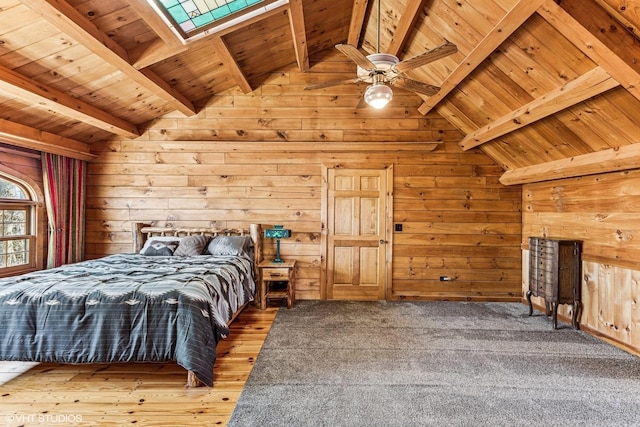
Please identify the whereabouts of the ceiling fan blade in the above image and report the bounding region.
[304,78,362,90]
[335,44,376,71]
[391,77,440,96]
[392,41,458,74]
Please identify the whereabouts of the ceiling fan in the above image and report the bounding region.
[305,0,457,109]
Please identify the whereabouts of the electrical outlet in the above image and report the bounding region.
[395,223,402,232]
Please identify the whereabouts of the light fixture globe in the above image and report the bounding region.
[364,83,393,109]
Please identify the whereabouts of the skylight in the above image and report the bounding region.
[152,0,276,38]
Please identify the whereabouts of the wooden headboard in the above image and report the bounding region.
[132,222,263,266]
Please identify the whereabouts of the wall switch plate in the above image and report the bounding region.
[395,223,402,232]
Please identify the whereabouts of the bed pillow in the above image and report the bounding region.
[174,235,211,257]
[142,239,180,256]
[139,236,182,255]
[206,235,253,258]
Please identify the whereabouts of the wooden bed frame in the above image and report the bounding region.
[132,222,263,387]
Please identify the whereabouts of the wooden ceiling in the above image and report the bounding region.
[1,0,640,185]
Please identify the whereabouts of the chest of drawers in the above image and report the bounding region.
[526,237,582,329]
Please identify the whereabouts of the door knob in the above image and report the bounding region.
[379,239,385,244]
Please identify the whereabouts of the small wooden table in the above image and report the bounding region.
[258,259,296,310]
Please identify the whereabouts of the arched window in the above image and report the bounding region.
[0,174,38,275]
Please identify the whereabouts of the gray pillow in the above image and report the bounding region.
[206,235,252,257]
[142,239,180,256]
[139,236,182,254]
[174,235,211,257]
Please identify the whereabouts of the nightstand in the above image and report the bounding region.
[258,260,296,310]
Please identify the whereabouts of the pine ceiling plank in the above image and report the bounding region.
[418,0,546,115]
[593,0,640,35]
[459,66,619,150]
[0,64,140,138]
[23,0,129,60]
[386,0,429,56]
[532,118,598,157]
[0,117,94,160]
[538,0,640,103]
[347,0,369,46]
[22,0,197,116]
[588,88,640,142]
[562,102,631,148]
[127,0,182,48]
[222,13,295,83]
[288,0,309,72]
[500,142,640,185]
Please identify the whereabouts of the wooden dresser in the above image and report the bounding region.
[527,237,583,329]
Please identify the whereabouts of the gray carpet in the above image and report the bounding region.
[228,301,640,427]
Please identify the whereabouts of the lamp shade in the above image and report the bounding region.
[264,225,291,263]
[364,83,393,109]
[264,225,291,239]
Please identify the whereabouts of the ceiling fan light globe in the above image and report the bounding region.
[365,84,393,109]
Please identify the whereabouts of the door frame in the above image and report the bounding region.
[320,163,394,300]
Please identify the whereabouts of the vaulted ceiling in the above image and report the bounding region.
[1,0,640,185]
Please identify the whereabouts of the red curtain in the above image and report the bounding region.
[42,153,86,268]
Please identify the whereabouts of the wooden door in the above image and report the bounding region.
[326,168,389,300]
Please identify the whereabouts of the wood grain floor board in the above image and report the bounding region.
[0,305,278,427]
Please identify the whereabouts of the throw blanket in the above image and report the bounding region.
[0,254,256,386]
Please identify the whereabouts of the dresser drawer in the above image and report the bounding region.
[262,268,291,280]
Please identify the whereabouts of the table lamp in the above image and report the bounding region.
[264,225,291,263]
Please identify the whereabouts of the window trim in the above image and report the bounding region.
[0,168,44,278]
[150,0,284,40]
[0,201,35,272]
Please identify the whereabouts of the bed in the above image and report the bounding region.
[0,223,263,387]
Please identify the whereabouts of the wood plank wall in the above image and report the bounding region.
[0,145,42,187]
[522,170,640,352]
[84,60,522,301]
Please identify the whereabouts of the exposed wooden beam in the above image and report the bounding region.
[459,66,619,151]
[0,65,140,139]
[154,141,441,152]
[23,0,197,117]
[288,0,309,72]
[0,118,95,161]
[347,0,369,46]
[130,40,189,70]
[127,0,187,69]
[538,0,640,103]
[387,0,429,56]
[500,142,640,185]
[212,37,253,94]
[418,0,546,115]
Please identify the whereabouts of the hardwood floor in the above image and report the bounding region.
[0,305,278,426]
